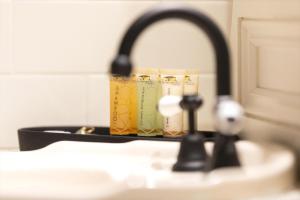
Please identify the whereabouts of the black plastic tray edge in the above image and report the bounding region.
[18,126,216,151]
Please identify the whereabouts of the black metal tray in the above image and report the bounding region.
[18,126,216,151]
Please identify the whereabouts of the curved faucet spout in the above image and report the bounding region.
[110,5,242,171]
[111,5,231,96]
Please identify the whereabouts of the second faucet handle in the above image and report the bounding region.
[158,95,208,172]
[209,97,244,170]
[180,95,203,134]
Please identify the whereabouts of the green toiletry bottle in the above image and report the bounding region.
[136,68,158,136]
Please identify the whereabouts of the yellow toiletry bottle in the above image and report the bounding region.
[110,74,137,135]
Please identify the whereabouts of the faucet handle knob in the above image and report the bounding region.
[158,95,182,117]
[210,97,243,170]
[215,97,244,136]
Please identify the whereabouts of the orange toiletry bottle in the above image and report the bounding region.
[110,75,137,135]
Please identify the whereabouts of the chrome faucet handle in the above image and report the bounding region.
[180,95,203,134]
[174,95,207,171]
[215,96,244,136]
[158,94,208,172]
[209,97,244,169]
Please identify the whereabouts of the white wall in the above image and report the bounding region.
[0,0,231,149]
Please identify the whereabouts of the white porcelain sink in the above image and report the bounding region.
[0,140,295,200]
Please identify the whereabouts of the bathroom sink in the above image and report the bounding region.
[0,140,295,200]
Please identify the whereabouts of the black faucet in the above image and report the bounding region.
[110,5,243,171]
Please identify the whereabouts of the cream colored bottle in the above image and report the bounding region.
[160,69,185,137]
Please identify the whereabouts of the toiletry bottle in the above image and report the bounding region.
[160,69,185,137]
[183,69,200,133]
[136,68,158,136]
[110,74,137,135]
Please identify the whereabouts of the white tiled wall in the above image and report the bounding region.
[0,0,231,149]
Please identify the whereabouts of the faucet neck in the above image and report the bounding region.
[112,5,231,96]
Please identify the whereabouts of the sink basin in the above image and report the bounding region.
[0,140,295,200]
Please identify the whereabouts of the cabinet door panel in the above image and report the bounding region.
[240,20,300,127]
